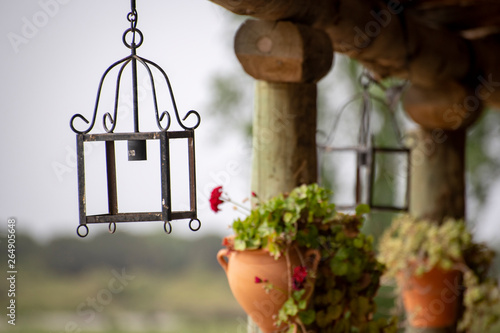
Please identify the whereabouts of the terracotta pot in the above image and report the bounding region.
[217,246,320,333]
[398,267,462,328]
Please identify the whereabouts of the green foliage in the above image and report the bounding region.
[232,184,336,258]
[378,215,500,332]
[228,184,397,332]
[19,233,225,275]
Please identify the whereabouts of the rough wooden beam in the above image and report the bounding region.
[402,81,482,130]
[235,20,333,83]
[208,0,334,26]
[209,0,500,111]
[410,3,500,31]
[471,36,500,109]
[320,0,472,86]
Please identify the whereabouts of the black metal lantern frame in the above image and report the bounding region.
[70,0,201,237]
[318,72,411,212]
[320,143,410,212]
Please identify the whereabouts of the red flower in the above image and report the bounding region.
[222,236,232,247]
[252,191,257,198]
[292,266,308,290]
[255,276,264,284]
[210,186,224,212]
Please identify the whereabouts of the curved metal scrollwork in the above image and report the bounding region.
[69,0,201,135]
[141,58,201,131]
[70,56,132,134]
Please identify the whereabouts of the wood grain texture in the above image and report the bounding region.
[209,0,500,110]
[409,127,466,222]
[251,81,318,201]
[235,20,333,83]
[403,82,483,130]
[208,0,334,25]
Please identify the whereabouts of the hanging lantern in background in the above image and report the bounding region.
[70,0,201,237]
[318,72,411,212]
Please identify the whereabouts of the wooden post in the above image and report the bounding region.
[409,128,466,223]
[251,81,318,200]
[234,19,333,332]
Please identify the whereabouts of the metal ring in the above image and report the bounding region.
[108,222,116,234]
[189,219,201,232]
[122,28,143,49]
[127,11,137,23]
[77,225,89,238]
[164,221,172,234]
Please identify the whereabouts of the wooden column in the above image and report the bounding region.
[234,19,333,332]
[403,83,482,333]
[409,128,466,223]
[251,81,318,200]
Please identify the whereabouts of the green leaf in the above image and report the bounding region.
[327,289,344,305]
[293,289,306,300]
[335,248,350,261]
[283,211,294,223]
[353,237,364,248]
[282,298,299,316]
[299,309,316,325]
[331,259,349,276]
[233,239,246,251]
[349,296,372,318]
[327,304,343,320]
[355,204,370,216]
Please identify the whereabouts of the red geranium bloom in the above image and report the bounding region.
[255,276,268,284]
[292,266,308,290]
[210,186,224,212]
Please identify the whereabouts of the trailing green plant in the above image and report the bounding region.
[378,214,500,332]
[222,183,398,333]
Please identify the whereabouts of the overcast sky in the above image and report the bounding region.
[1,0,499,244]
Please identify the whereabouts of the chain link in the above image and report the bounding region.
[123,0,141,49]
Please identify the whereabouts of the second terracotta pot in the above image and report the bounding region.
[398,267,462,328]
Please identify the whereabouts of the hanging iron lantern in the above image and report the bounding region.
[70,0,201,237]
[318,72,411,212]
